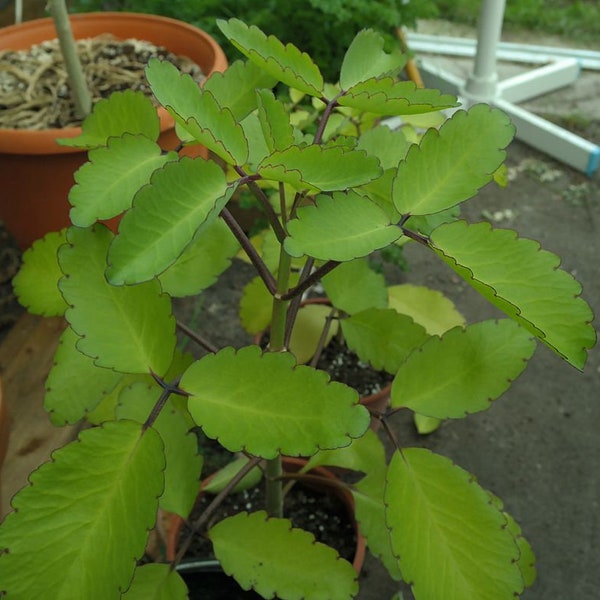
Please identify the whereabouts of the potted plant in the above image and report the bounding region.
[0,1,228,250]
[0,19,596,600]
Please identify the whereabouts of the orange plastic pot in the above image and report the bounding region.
[0,12,228,250]
[166,457,366,574]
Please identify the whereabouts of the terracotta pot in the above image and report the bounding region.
[166,457,366,574]
[0,12,228,250]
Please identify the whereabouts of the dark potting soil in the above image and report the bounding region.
[174,438,358,598]
[179,478,357,564]
[315,336,392,398]
[177,565,264,600]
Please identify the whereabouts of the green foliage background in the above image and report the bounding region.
[69,0,437,80]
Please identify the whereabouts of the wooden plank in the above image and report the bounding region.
[0,313,80,518]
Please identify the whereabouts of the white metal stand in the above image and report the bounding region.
[407,0,599,177]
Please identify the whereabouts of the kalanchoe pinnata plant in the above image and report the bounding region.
[1,19,595,600]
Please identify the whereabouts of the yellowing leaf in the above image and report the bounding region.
[387,284,465,336]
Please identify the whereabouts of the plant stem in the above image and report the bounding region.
[264,246,293,518]
[269,251,292,352]
[280,259,340,301]
[47,0,92,119]
[314,93,343,145]
[284,257,314,347]
[220,207,277,295]
[235,167,287,242]
[309,306,337,368]
[176,320,219,354]
[173,455,263,568]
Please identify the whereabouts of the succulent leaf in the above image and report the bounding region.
[217,18,324,97]
[210,511,358,600]
[0,421,164,600]
[180,345,369,459]
[393,105,515,216]
[385,448,524,600]
[430,221,596,369]
[69,134,177,227]
[58,225,176,375]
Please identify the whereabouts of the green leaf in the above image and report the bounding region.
[340,29,407,89]
[256,88,295,153]
[413,413,442,435]
[146,59,248,165]
[385,448,523,600]
[239,276,274,335]
[0,421,165,600]
[85,373,149,424]
[304,432,404,582]
[284,191,402,261]
[203,59,279,120]
[430,221,596,369]
[45,326,123,425]
[217,18,324,97]
[12,229,68,317]
[341,308,429,374]
[387,284,465,336]
[322,258,388,315]
[106,157,229,285]
[239,112,272,167]
[403,206,461,237]
[356,125,412,170]
[123,564,188,600]
[502,510,537,589]
[180,345,369,459]
[392,320,536,418]
[259,145,382,192]
[339,78,458,115]
[210,511,358,599]
[59,90,160,148]
[116,382,202,518]
[146,59,202,121]
[69,134,177,227]
[177,91,250,165]
[202,455,263,495]
[288,303,339,365]
[58,225,176,375]
[355,472,404,580]
[85,351,193,425]
[158,217,239,297]
[393,105,514,215]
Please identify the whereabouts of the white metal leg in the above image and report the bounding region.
[408,0,600,177]
[406,33,600,71]
[497,59,580,103]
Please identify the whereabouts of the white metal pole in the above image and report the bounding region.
[15,0,23,24]
[463,0,506,100]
